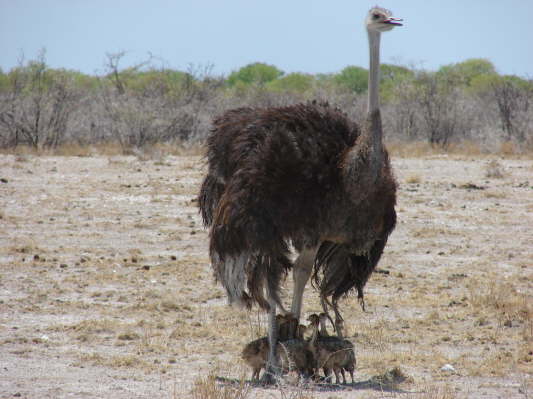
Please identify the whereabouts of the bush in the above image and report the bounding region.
[334,66,368,93]
[267,72,314,93]
[0,51,79,148]
[0,52,531,153]
[227,62,283,87]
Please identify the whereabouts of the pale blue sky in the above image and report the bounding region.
[1,1,532,77]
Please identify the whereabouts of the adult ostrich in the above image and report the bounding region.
[198,6,401,383]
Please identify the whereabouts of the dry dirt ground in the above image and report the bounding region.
[0,152,531,399]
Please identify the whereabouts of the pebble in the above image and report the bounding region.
[441,364,456,372]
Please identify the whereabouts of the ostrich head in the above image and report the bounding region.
[365,6,403,32]
[306,313,320,327]
[363,6,403,115]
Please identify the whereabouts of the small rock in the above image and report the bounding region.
[117,332,140,341]
[440,364,456,372]
[0,178,8,183]
[459,183,486,190]
[170,255,177,261]
[60,264,68,269]
[142,265,150,271]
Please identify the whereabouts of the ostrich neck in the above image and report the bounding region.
[319,318,328,336]
[341,28,386,191]
[310,324,318,349]
[367,30,381,116]
[363,28,384,178]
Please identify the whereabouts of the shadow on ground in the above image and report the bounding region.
[216,367,413,394]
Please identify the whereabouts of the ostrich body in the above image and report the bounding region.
[199,6,401,383]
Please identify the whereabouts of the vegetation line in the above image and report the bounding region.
[0,50,531,153]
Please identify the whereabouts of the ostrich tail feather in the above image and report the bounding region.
[210,247,291,311]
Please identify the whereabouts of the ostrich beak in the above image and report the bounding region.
[384,17,403,26]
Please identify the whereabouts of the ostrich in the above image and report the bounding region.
[242,314,312,380]
[199,6,401,383]
[323,313,356,384]
[242,339,313,380]
[242,336,269,381]
[241,337,313,380]
[307,314,356,384]
[306,313,356,384]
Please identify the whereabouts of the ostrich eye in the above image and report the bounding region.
[373,13,380,20]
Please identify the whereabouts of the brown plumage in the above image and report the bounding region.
[242,336,269,381]
[307,314,356,384]
[199,102,396,310]
[241,337,313,380]
[199,6,402,383]
[327,314,356,384]
[277,313,299,341]
[242,314,313,380]
[278,339,314,378]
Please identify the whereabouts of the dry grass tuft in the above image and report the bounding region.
[368,366,411,388]
[499,141,517,156]
[484,160,505,179]
[405,174,422,184]
[467,280,530,325]
[51,143,95,157]
[387,139,533,158]
[404,384,457,399]
[190,373,250,399]
[387,141,438,158]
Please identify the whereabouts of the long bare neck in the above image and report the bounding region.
[363,28,384,178]
[367,30,381,115]
[342,25,386,192]
[319,318,329,337]
[310,323,319,348]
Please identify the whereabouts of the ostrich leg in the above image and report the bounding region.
[290,247,317,319]
[261,287,281,384]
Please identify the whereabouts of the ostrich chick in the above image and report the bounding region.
[330,315,356,384]
[243,313,314,381]
[241,336,313,380]
[241,337,269,381]
[308,314,356,384]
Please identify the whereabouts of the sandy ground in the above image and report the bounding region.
[0,153,531,399]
